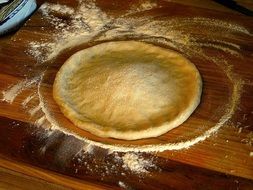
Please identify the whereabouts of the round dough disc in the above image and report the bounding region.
[53,41,202,140]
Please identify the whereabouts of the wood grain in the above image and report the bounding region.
[0,117,252,190]
[0,156,115,190]
[0,167,68,190]
[0,0,253,189]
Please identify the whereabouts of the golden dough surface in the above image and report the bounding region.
[53,41,202,140]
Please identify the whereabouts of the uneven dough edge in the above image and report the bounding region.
[53,41,202,140]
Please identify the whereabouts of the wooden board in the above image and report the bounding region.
[0,0,253,189]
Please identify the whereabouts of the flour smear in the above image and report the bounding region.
[2,0,251,155]
[1,77,40,103]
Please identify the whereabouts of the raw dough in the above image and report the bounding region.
[53,41,202,140]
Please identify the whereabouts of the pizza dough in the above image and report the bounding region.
[53,41,202,140]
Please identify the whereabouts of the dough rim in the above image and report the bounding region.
[53,41,202,140]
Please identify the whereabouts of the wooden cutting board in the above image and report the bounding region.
[0,0,253,189]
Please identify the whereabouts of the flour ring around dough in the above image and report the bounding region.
[53,41,202,140]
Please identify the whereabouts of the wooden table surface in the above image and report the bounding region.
[0,0,253,189]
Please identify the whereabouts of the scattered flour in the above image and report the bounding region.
[22,93,36,107]
[208,39,240,50]
[173,17,251,36]
[238,127,243,134]
[118,181,127,189]
[28,1,111,62]
[40,3,74,16]
[122,153,155,174]
[23,0,248,153]
[28,104,41,116]
[2,0,252,176]
[83,143,94,154]
[33,58,242,153]
[35,115,46,126]
[1,77,40,103]
[127,0,159,14]
[197,42,241,57]
[244,132,253,146]
[27,0,249,63]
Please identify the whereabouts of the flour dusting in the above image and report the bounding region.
[23,0,249,153]
[118,181,127,189]
[22,93,35,107]
[40,3,74,16]
[33,64,242,153]
[83,143,94,154]
[1,77,39,103]
[28,1,111,62]
[1,0,252,177]
[122,153,155,174]
[35,116,46,126]
[127,0,158,14]
[28,104,41,116]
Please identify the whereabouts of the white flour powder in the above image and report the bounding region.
[27,0,248,63]
[28,1,111,62]
[1,77,40,103]
[1,0,252,175]
[122,153,155,174]
[22,0,250,153]
[22,93,35,106]
[118,181,127,189]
